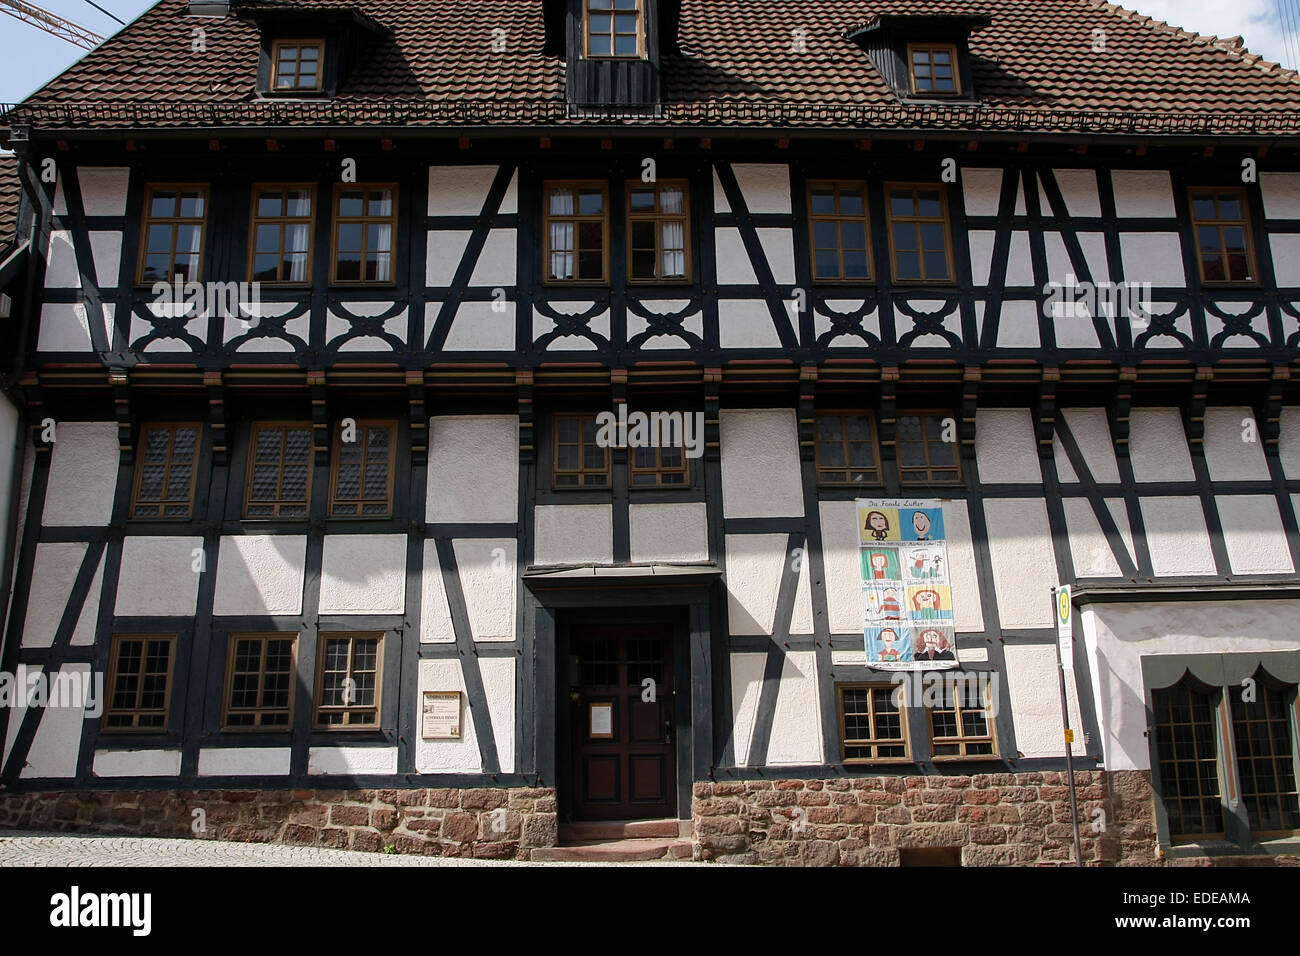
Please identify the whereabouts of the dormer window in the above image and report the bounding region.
[907,44,960,96]
[585,0,643,59]
[272,40,324,92]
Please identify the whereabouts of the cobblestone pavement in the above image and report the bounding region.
[0,831,699,866]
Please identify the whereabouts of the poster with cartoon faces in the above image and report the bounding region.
[857,499,959,671]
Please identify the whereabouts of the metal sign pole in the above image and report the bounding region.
[1052,586,1084,867]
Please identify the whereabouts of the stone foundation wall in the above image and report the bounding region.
[692,770,1297,866]
[0,787,558,860]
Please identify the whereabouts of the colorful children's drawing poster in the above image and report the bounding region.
[858,499,959,671]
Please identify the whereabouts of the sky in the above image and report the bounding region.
[0,0,1296,105]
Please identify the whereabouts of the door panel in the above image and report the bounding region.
[571,623,676,820]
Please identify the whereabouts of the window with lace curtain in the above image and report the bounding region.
[627,180,691,282]
[249,184,315,284]
[331,184,396,284]
[544,181,608,283]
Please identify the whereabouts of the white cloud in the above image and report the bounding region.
[1124,0,1296,67]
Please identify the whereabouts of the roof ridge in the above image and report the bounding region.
[1086,0,1300,84]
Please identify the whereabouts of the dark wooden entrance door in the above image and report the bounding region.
[570,624,676,820]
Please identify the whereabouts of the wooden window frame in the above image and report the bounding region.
[1152,680,1229,843]
[552,412,611,488]
[270,39,325,92]
[543,181,610,285]
[1228,678,1300,840]
[837,682,911,764]
[928,678,999,761]
[906,43,962,97]
[129,422,203,520]
[884,182,956,285]
[247,183,317,286]
[243,420,315,519]
[807,180,873,283]
[629,441,690,487]
[626,179,692,284]
[328,419,397,518]
[313,632,385,731]
[1188,186,1259,286]
[329,183,399,286]
[895,409,963,484]
[814,410,883,486]
[103,633,177,732]
[136,184,209,286]
[583,0,644,59]
[221,633,299,732]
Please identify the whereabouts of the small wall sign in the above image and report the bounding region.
[422,691,462,740]
[589,701,613,739]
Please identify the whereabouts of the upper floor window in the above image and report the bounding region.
[815,412,881,485]
[272,39,324,91]
[631,442,688,486]
[809,181,871,282]
[545,182,608,283]
[138,185,207,285]
[244,421,314,519]
[553,412,611,487]
[104,633,176,731]
[130,422,202,520]
[896,411,961,484]
[885,184,954,283]
[1190,187,1257,284]
[628,180,691,282]
[329,420,396,518]
[331,185,397,284]
[907,43,960,96]
[249,185,315,284]
[585,0,642,58]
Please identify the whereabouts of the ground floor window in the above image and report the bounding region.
[104,634,177,731]
[313,633,383,729]
[837,683,909,762]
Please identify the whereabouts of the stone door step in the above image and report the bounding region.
[531,837,695,863]
[560,818,685,842]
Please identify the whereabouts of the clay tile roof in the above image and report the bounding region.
[0,154,20,258]
[3,0,1300,135]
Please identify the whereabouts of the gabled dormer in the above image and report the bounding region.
[847,14,992,104]
[544,0,681,110]
[232,3,390,100]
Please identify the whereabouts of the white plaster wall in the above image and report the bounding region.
[1054,407,1120,484]
[1004,644,1087,759]
[197,747,291,777]
[37,302,95,352]
[22,542,103,647]
[77,167,131,216]
[307,746,399,775]
[44,230,80,288]
[984,498,1058,629]
[427,415,518,524]
[453,538,516,641]
[1261,172,1300,218]
[19,664,89,778]
[717,299,783,349]
[1004,232,1034,287]
[468,229,517,286]
[114,536,203,616]
[421,539,455,643]
[318,534,407,614]
[93,749,182,777]
[1106,498,1138,567]
[1110,170,1175,217]
[1082,599,1300,770]
[426,231,471,286]
[1271,235,1300,286]
[1281,407,1300,479]
[414,657,515,773]
[428,165,500,215]
[533,504,613,565]
[42,421,119,526]
[719,409,802,518]
[975,408,1041,484]
[819,499,860,634]
[1043,232,1108,289]
[1203,407,1270,482]
[968,231,996,286]
[1128,408,1194,482]
[714,228,757,285]
[758,228,795,284]
[1139,497,1217,576]
[1119,233,1185,286]
[729,652,766,766]
[1063,498,1124,577]
[442,301,515,351]
[961,168,1003,217]
[766,650,822,766]
[89,231,122,288]
[995,300,1039,348]
[732,164,791,214]
[629,502,708,563]
[943,499,986,633]
[1216,495,1293,574]
[1051,169,1102,217]
[212,534,306,616]
[725,533,786,636]
[790,557,813,635]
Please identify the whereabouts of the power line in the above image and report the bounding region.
[81,0,124,25]
[0,0,103,50]
[1280,0,1300,69]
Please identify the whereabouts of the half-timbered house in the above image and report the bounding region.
[0,0,1298,865]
